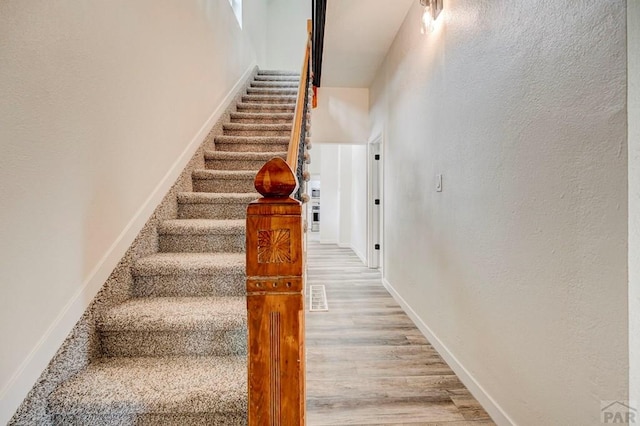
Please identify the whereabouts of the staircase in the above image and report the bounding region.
[46,70,300,425]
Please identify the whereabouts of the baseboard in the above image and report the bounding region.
[0,63,256,424]
[334,243,368,265]
[351,245,367,265]
[381,277,515,426]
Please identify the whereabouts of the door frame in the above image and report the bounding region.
[367,134,383,270]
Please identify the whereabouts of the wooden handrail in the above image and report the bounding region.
[246,19,313,426]
[286,20,313,169]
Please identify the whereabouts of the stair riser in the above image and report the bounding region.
[159,233,245,253]
[100,330,247,357]
[133,272,246,297]
[206,158,276,171]
[258,71,299,76]
[254,76,299,81]
[237,105,295,113]
[230,116,293,124]
[251,81,299,88]
[193,178,256,193]
[247,88,298,96]
[241,96,296,104]
[223,128,291,137]
[53,413,247,426]
[178,202,249,220]
[215,142,289,153]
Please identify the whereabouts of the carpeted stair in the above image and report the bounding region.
[47,70,300,425]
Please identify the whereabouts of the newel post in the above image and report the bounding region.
[246,157,305,426]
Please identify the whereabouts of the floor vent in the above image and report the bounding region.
[309,285,329,312]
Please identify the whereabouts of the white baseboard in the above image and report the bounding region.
[381,277,515,426]
[332,243,367,265]
[0,63,256,424]
[351,246,367,265]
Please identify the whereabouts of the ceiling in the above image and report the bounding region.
[320,0,414,88]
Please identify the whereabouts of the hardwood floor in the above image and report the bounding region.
[305,243,495,426]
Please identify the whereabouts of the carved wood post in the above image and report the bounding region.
[247,157,305,426]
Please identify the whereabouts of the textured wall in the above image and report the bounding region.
[0,1,260,422]
[369,1,628,424]
[630,0,640,408]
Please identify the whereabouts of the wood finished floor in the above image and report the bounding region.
[305,243,495,426]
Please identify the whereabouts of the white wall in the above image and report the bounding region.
[319,144,340,244]
[313,87,369,143]
[0,1,261,422]
[369,1,628,424]
[629,0,640,408]
[338,145,352,247]
[350,144,368,263]
[308,141,322,176]
[265,0,311,71]
[244,0,268,66]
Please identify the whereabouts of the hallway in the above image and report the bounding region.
[305,243,494,425]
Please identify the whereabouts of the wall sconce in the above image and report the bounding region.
[420,0,443,34]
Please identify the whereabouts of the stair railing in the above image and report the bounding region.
[245,19,312,426]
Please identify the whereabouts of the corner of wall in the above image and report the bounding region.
[628,0,640,407]
[381,276,515,426]
[351,244,367,265]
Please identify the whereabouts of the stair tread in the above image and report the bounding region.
[159,219,245,235]
[258,70,300,77]
[48,355,246,415]
[242,94,297,102]
[257,70,299,76]
[247,86,297,91]
[192,169,257,179]
[250,81,299,88]
[177,192,259,204]
[230,112,294,119]
[99,296,246,331]
[253,80,298,83]
[236,102,296,110]
[254,75,300,81]
[247,88,298,95]
[133,252,245,275]
[204,150,286,160]
[223,123,292,130]
[214,135,289,143]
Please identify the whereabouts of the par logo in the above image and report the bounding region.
[601,401,637,424]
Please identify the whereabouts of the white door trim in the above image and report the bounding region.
[367,134,383,270]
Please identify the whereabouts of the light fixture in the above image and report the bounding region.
[419,0,442,34]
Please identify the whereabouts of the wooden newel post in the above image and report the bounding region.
[246,157,305,426]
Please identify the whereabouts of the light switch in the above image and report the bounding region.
[436,174,443,192]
